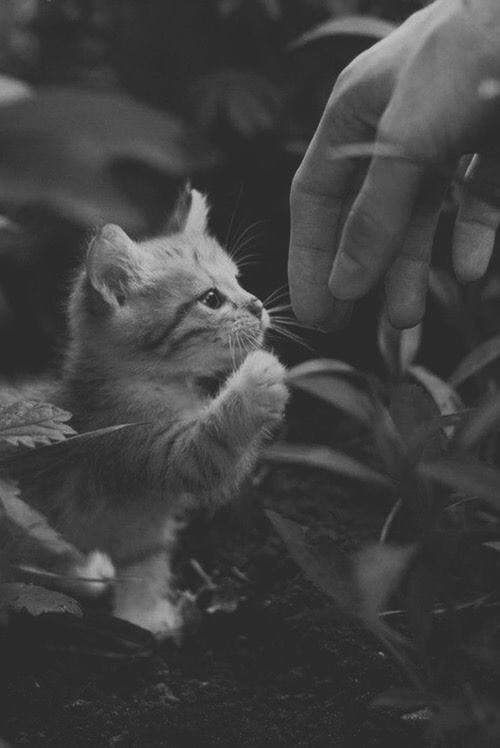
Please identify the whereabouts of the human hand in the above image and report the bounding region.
[289,0,500,329]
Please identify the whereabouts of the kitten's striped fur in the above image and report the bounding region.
[14,190,288,637]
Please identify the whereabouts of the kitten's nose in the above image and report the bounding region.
[246,296,263,319]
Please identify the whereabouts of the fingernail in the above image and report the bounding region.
[329,254,366,299]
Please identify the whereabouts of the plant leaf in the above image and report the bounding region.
[449,334,500,387]
[265,510,357,613]
[428,268,462,318]
[0,88,218,233]
[388,383,441,453]
[419,458,500,512]
[455,391,500,449]
[378,313,422,377]
[0,400,76,448]
[264,443,393,488]
[287,359,374,424]
[408,366,462,435]
[289,15,396,50]
[0,477,81,560]
[0,582,82,618]
[355,543,415,629]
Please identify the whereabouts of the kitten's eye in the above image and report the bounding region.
[200,288,224,309]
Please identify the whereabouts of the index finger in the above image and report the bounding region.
[289,102,371,328]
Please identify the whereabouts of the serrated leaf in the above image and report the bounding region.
[289,15,396,50]
[0,400,76,448]
[378,313,422,377]
[449,334,500,387]
[287,359,374,424]
[265,510,357,613]
[419,458,500,512]
[0,582,82,617]
[264,443,393,488]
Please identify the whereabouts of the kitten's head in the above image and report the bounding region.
[69,189,269,380]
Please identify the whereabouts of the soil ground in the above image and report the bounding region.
[2,398,423,747]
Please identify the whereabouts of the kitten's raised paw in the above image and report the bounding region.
[237,350,289,423]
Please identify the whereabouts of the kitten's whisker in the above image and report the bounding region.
[229,220,266,259]
[263,284,289,307]
[263,291,290,310]
[269,323,316,353]
[232,235,265,266]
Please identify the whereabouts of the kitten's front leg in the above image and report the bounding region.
[165,351,288,495]
[113,550,181,639]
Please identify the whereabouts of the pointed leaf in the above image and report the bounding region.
[419,458,500,512]
[264,443,393,488]
[389,384,441,451]
[429,268,462,317]
[287,359,374,424]
[378,311,422,377]
[0,477,80,559]
[408,366,462,435]
[355,543,415,628]
[449,334,500,387]
[265,510,357,612]
[289,15,396,50]
[456,391,500,449]
[0,400,76,448]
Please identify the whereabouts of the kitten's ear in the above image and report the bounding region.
[184,189,209,234]
[86,224,141,307]
[163,185,209,235]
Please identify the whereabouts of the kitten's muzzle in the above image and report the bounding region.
[246,297,264,319]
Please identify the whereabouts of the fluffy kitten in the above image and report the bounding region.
[10,189,288,637]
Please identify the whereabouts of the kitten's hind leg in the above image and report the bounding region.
[113,551,181,639]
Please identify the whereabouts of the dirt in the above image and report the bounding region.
[1,399,424,747]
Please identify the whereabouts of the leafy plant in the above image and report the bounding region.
[265,307,500,743]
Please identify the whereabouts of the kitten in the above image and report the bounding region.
[9,189,288,638]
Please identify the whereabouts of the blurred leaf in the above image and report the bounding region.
[264,443,393,488]
[372,403,407,476]
[0,400,75,448]
[0,582,82,618]
[287,359,374,423]
[428,268,462,318]
[1,605,155,659]
[355,543,415,630]
[265,510,357,612]
[378,312,422,377]
[389,384,441,456]
[0,88,217,232]
[408,366,462,435]
[455,391,500,449]
[408,411,471,461]
[449,334,500,387]
[419,458,500,512]
[289,15,397,50]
